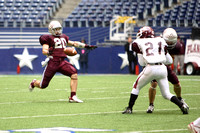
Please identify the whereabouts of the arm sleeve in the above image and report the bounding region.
[164,53,173,65]
[137,53,146,66]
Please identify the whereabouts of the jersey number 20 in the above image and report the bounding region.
[54,38,67,48]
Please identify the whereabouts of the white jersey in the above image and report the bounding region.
[134,37,167,64]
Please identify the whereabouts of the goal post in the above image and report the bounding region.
[109,16,137,41]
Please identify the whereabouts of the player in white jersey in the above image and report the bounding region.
[188,117,200,133]
[122,26,188,114]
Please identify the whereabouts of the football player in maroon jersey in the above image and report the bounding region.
[29,20,97,103]
[146,28,189,113]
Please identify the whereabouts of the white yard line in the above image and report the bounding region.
[0,93,199,105]
[0,107,198,120]
[125,128,187,133]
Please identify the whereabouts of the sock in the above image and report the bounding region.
[128,94,138,110]
[71,92,76,97]
[178,97,182,100]
[170,96,183,108]
[194,118,200,126]
[150,103,154,106]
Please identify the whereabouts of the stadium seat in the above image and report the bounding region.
[6,0,14,3]
[22,11,30,16]
[0,19,4,27]
[147,6,153,16]
[50,0,57,4]
[179,18,185,27]
[7,20,14,27]
[170,18,177,27]
[164,0,170,8]
[3,15,10,20]
[12,15,20,20]
[13,11,21,16]
[20,15,28,20]
[4,11,12,16]
[148,18,155,26]
[155,18,162,26]
[96,18,102,27]
[187,18,193,27]
[64,19,70,27]
[31,11,39,16]
[24,0,31,3]
[163,18,169,26]
[137,10,144,20]
[24,19,32,27]
[155,2,161,12]
[33,19,42,27]
[14,3,21,8]
[29,15,37,20]
[6,3,13,7]
[0,3,4,8]
[41,0,49,3]
[80,18,87,27]
[15,0,23,3]
[33,0,40,3]
[36,7,43,12]
[72,19,78,27]
[88,19,94,27]
[31,3,38,8]
[18,7,25,12]
[22,3,29,8]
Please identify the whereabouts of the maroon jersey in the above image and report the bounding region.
[39,34,69,58]
[168,41,185,55]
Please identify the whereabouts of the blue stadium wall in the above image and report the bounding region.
[0,27,192,74]
[0,46,139,74]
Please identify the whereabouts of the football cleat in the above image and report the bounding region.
[122,107,132,114]
[181,99,189,109]
[180,104,189,114]
[146,105,154,113]
[29,79,36,92]
[188,122,200,133]
[69,95,83,103]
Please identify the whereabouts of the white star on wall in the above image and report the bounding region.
[14,48,38,70]
[118,52,129,69]
[67,54,80,70]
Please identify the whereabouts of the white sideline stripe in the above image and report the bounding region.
[126,128,187,133]
[0,93,199,105]
[180,79,200,81]
[0,108,198,120]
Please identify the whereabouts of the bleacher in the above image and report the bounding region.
[0,0,199,28]
[150,0,200,27]
[0,0,64,27]
[63,0,200,28]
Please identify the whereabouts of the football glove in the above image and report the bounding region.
[85,44,97,50]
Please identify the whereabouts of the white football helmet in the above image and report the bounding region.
[162,28,177,49]
[48,20,62,36]
[136,26,155,39]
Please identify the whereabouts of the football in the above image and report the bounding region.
[63,47,77,56]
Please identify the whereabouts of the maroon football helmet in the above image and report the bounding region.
[136,26,155,39]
